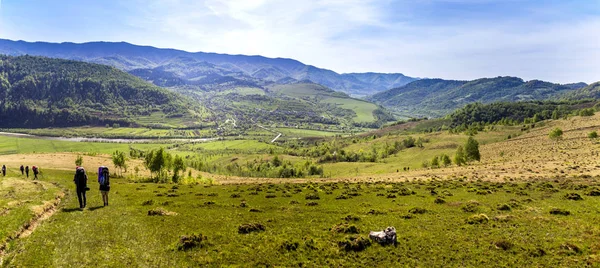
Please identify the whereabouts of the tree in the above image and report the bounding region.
[549,127,563,140]
[172,155,185,183]
[464,137,481,162]
[589,131,598,139]
[454,145,466,166]
[441,154,452,167]
[430,156,439,168]
[112,150,128,177]
[75,155,83,166]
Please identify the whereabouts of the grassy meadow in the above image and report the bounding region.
[2,114,600,266]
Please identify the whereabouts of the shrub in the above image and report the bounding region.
[588,131,598,139]
[461,201,480,212]
[587,188,600,196]
[230,193,241,198]
[338,235,371,252]
[238,223,265,234]
[549,208,571,215]
[549,127,563,140]
[343,215,360,222]
[465,137,481,162]
[466,214,489,224]
[265,194,277,199]
[176,234,207,251]
[306,202,319,206]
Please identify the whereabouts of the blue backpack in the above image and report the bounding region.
[98,166,109,186]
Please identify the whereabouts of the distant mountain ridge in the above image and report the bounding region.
[0,39,418,96]
[369,76,589,117]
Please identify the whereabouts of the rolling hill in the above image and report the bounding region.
[0,39,418,97]
[0,55,205,128]
[369,76,587,117]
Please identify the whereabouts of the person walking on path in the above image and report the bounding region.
[32,166,39,180]
[20,165,24,175]
[98,166,110,206]
[74,167,88,209]
[25,166,29,178]
[2,165,5,177]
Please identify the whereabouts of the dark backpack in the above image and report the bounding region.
[75,167,86,185]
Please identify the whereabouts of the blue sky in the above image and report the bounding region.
[0,0,598,83]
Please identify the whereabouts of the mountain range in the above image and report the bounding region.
[0,39,418,97]
[368,76,590,117]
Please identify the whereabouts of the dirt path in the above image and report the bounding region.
[0,190,65,266]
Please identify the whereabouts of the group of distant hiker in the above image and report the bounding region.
[73,166,110,209]
[1,164,39,179]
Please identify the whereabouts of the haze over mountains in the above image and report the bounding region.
[0,39,418,97]
[0,38,596,121]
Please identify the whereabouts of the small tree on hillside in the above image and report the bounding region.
[454,146,466,166]
[441,154,452,167]
[549,128,563,140]
[465,137,481,162]
[430,156,439,168]
[172,155,185,183]
[75,155,83,167]
[112,150,128,177]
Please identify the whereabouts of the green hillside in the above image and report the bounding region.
[370,77,579,117]
[562,81,600,99]
[0,55,206,128]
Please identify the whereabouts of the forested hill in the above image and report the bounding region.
[0,39,418,97]
[0,55,201,128]
[369,76,586,117]
[562,82,600,100]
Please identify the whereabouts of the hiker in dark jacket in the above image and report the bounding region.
[2,165,5,176]
[98,166,110,206]
[25,166,29,178]
[20,165,24,175]
[74,167,88,209]
[32,166,39,180]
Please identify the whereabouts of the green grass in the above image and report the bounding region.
[0,176,62,247]
[0,136,161,155]
[321,97,378,123]
[3,172,600,266]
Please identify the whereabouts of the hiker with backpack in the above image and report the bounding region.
[1,165,5,176]
[32,166,39,180]
[25,166,29,178]
[20,165,24,175]
[74,167,88,209]
[98,166,110,206]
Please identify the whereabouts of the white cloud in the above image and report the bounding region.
[120,0,599,83]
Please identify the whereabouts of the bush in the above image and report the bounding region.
[588,131,598,139]
[306,201,319,206]
[466,214,489,224]
[461,201,480,212]
[497,204,512,211]
[549,128,563,140]
[141,200,154,206]
[238,223,266,234]
[338,235,372,252]
[493,240,514,250]
[176,234,207,250]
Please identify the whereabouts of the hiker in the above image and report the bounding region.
[98,166,110,206]
[1,165,5,176]
[25,166,29,178]
[32,166,39,180]
[74,167,88,209]
[20,165,24,175]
